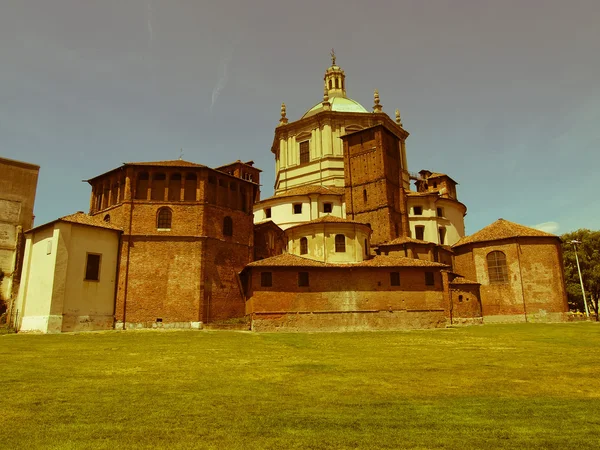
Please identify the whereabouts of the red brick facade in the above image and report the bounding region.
[88,161,257,328]
[453,236,568,322]
[343,125,409,245]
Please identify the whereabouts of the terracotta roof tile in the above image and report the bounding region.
[125,160,207,168]
[27,212,123,233]
[247,253,448,268]
[265,185,344,200]
[378,236,435,246]
[450,276,480,285]
[60,212,123,231]
[286,215,370,230]
[453,218,557,248]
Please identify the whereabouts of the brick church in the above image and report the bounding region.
[11,54,569,333]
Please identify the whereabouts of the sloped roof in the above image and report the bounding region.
[125,160,207,168]
[378,236,435,247]
[27,212,123,234]
[247,253,448,268]
[257,185,345,203]
[285,215,370,231]
[450,276,480,285]
[453,219,557,248]
[275,185,345,197]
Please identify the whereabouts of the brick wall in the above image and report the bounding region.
[91,164,255,328]
[245,266,446,331]
[343,125,408,244]
[453,237,568,322]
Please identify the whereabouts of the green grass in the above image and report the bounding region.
[1,323,599,449]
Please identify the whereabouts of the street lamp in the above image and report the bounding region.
[570,240,590,318]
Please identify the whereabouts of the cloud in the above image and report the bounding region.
[532,221,560,234]
[210,51,233,113]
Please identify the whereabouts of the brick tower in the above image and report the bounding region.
[342,122,410,245]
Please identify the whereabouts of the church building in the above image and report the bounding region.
[10,53,569,332]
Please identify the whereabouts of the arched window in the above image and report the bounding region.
[329,79,333,89]
[157,208,172,229]
[223,216,233,236]
[335,234,346,253]
[300,237,308,255]
[487,251,508,283]
[103,214,111,223]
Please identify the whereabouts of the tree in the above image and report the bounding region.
[561,229,600,319]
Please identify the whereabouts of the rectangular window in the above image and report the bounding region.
[415,226,425,241]
[265,208,272,219]
[85,254,101,281]
[438,227,446,245]
[299,141,310,164]
[390,272,400,286]
[425,272,435,286]
[260,272,272,287]
[436,207,444,217]
[323,203,333,213]
[335,234,346,253]
[413,206,423,215]
[293,203,302,214]
[298,272,309,287]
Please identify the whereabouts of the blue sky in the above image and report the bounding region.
[1,0,598,235]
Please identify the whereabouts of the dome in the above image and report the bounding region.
[302,96,369,118]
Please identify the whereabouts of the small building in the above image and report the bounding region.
[14,213,122,333]
[452,219,568,323]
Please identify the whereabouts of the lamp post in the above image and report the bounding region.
[570,240,590,318]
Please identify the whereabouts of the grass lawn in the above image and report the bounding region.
[1,323,599,449]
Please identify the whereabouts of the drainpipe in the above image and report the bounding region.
[121,201,134,329]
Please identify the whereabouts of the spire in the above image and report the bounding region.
[279,102,288,126]
[324,50,346,99]
[395,109,403,126]
[373,89,382,113]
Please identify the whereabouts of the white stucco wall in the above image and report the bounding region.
[407,195,466,246]
[286,222,371,263]
[254,194,345,230]
[60,223,119,332]
[16,227,58,332]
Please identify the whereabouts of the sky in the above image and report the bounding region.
[1,0,599,235]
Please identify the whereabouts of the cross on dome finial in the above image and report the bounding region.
[330,48,336,66]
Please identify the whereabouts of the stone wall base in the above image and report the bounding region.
[448,316,484,326]
[61,315,114,332]
[115,320,202,330]
[483,311,567,324]
[19,315,63,333]
[250,310,446,332]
